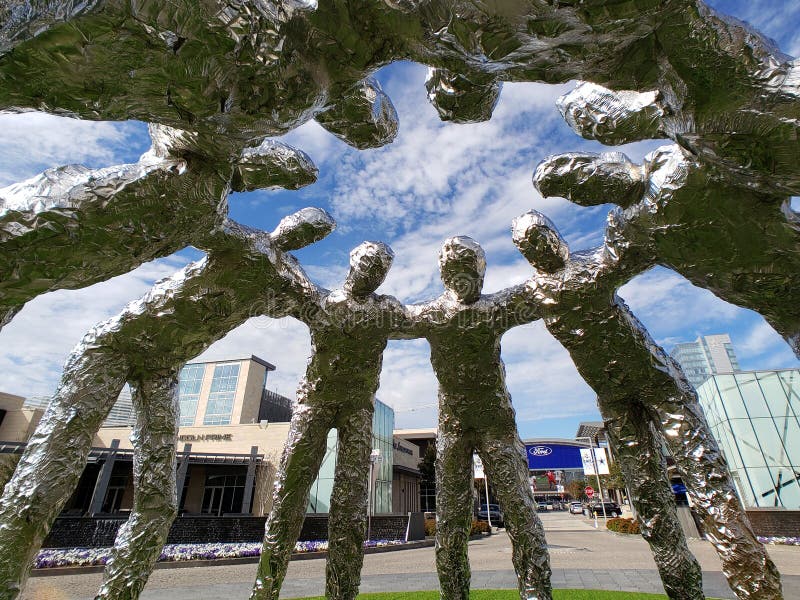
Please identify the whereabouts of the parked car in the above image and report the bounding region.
[585,501,622,517]
[536,501,548,511]
[569,501,584,514]
[477,504,504,527]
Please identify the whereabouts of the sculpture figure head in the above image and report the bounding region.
[512,210,570,273]
[344,241,395,300]
[438,236,485,304]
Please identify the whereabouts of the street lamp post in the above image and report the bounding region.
[576,436,608,526]
[367,448,382,541]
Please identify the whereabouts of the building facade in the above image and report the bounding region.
[671,333,742,389]
[2,357,420,520]
[395,428,612,509]
[696,368,800,509]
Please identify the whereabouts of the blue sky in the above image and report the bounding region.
[0,1,798,439]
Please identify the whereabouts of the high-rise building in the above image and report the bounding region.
[670,334,741,389]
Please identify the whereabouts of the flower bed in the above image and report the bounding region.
[757,536,800,546]
[34,539,407,569]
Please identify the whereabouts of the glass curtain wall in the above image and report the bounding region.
[697,369,800,508]
[306,399,395,514]
[372,399,394,514]
[203,363,241,425]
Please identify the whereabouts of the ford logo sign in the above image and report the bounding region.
[529,446,552,457]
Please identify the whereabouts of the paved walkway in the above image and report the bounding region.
[24,512,800,599]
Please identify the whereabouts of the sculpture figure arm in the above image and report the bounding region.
[0,125,320,331]
[382,295,422,340]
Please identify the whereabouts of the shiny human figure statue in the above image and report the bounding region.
[251,241,410,600]
[0,208,335,600]
[0,124,316,331]
[407,237,551,600]
[511,210,782,600]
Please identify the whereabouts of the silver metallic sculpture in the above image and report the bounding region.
[0,193,334,597]
[252,241,411,600]
[0,124,316,330]
[512,210,782,599]
[93,210,334,599]
[535,143,799,362]
[407,237,551,600]
[0,0,798,599]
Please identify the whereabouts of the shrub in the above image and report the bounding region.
[423,518,491,536]
[470,519,491,535]
[424,518,436,536]
[606,517,640,535]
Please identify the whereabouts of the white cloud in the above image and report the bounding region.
[0,112,147,185]
[618,267,741,342]
[0,253,192,398]
[193,316,311,397]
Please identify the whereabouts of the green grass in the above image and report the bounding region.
[297,591,701,599]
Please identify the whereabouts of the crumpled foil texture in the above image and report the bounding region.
[0,208,334,597]
[533,143,790,599]
[96,371,180,599]
[408,236,552,600]
[253,242,411,600]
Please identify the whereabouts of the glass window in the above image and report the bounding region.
[307,429,338,513]
[778,371,800,407]
[750,418,791,467]
[714,421,744,469]
[729,419,769,470]
[715,375,748,419]
[730,469,756,507]
[201,472,246,515]
[735,374,771,418]
[203,363,240,425]
[780,417,800,468]
[178,364,205,426]
[758,372,793,419]
[745,467,781,508]
[758,467,800,508]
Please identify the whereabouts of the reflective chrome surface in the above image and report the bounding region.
[0,2,797,599]
[534,144,790,599]
[407,237,552,600]
[252,242,412,600]
[0,207,334,597]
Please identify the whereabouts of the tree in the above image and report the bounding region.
[566,478,588,501]
[418,443,436,483]
[600,460,627,491]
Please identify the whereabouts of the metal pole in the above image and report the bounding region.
[367,459,373,542]
[484,476,492,529]
[576,436,608,524]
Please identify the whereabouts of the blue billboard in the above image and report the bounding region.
[524,443,584,470]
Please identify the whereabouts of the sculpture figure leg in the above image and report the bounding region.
[653,400,782,599]
[325,404,373,600]
[0,341,127,599]
[602,411,705,600]
[96,371,180,600]
[434,412,474,600]
[251,403,333,600]
[478,422,553,600]
[611,302,783,599]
